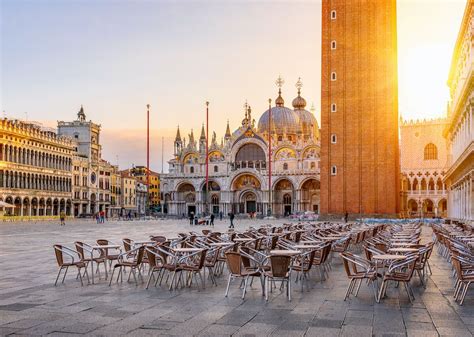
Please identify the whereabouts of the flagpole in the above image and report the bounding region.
[205,101,209,215]
[146,104,150,216]
[268,98,272,216]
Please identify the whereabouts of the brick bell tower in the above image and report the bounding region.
[320,0,401,219]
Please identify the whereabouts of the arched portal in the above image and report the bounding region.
[407,199,418,217]
[438,199,447,217]
[274,179,294,216]
[300,179,320,213]
[177,182,196,216]
[231,173,262,214]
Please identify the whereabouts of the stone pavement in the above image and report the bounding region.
[0,218,473,337]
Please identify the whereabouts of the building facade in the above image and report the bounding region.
[401,118,449,218]
[123,166,160,210]
[444,1,474,223]
[161,79,321,217]
[320,0,400,219]
[58,107,114,216]
[0,119,74,217]
[121,172,137,213]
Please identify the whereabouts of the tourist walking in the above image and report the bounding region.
[228,212,235,228]
[59,210,66,226]
[189,212,194,225]
[344,212,349,223]
[219,211,223,221]
[210,213,215,226]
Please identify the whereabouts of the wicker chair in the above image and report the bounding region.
[224,252,263,299]
[263,255,292,301]
[377,255,418,303]
[340,252,378,301]
[109,246,145,286]
[53,245,89,286]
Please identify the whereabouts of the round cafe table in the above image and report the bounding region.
[270,250,300,256]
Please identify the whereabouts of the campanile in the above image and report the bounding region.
[320,0,400,218]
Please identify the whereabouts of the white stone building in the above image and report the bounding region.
[161,79,321,217]
[400,118,449,218]
[58,106,114,216]
[444,1,473,223]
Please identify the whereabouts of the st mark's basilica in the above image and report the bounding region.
[161,78,321,217]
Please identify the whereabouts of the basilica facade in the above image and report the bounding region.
[160,79,321,217]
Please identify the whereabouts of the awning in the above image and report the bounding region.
[0,201,15,208]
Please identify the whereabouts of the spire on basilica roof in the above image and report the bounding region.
[225,120,231,139]
[77,104,86,122]
[200,123,206,140]
[275,75,285,107]
[292,77,307,110]
[189,129,195,144]
[175,125,182,142]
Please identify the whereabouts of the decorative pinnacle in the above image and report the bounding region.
[295,77,303,94]
[206,101,209,107]
[147,104,150,110]
[275,75,285,88]
[268,98,272,105]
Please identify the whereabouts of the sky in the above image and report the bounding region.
[0,0,467,172]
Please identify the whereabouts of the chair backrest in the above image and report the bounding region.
[225,252,242,275]
[97,239,109,246]
[135,246,145,265]
[271,236,279,250]
[197,249,208,269]
[74,241,87,260]
[151,236,167,243]
[270,255,291,278]
[54,245,64,266]
[123,238,133,253]
[146,247,158,268]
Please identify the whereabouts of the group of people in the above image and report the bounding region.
[95,210,106,224]
[187,211,235,229]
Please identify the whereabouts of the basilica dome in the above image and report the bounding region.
[295,108,319,139]
[258,106,301,135]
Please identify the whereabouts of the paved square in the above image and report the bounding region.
[0,218,473,336]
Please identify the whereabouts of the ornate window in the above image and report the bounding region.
[190,166,194,174]
[283,163,288,170]
[283,194,291,205]
[235,143,265,162]
[214,165,218,173]
[424,143,437,160]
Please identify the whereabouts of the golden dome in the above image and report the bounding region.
[292,93,307,109]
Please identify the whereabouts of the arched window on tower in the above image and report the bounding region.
[424,143,438,160]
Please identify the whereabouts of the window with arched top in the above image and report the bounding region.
[283,163,288,170]
[190,166,194,174]
[424,143,438,160]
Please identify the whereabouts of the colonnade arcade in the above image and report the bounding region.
[407,198,448,218]
[0,144,72,171]
[0,170,72,192]
[163,173,320,217]
[1,196,72,216]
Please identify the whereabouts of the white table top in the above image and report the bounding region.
[372,254,406,261]
[270,250,300,256]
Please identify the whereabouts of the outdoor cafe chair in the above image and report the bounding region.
[340,252,378,301]
[144,246,166,289]
[224,251,264,299]
[452,255,474,305]
[377,255,418,303]
[293,249,317,292]
[182,249,208,289]
[53,244,89,286]
[264,255,293,301]
[74,241,106,278]
[109,245,145,286]
[97,239,121,269]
